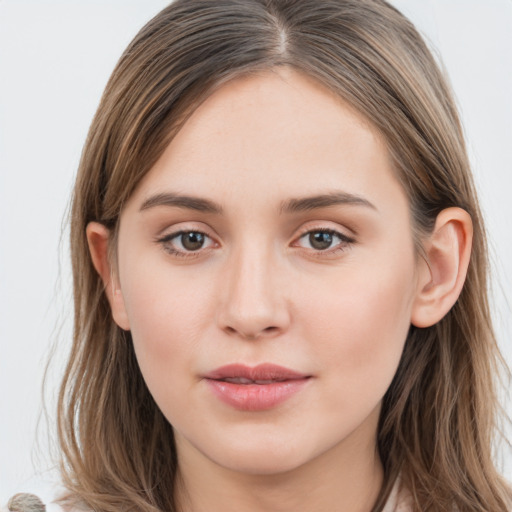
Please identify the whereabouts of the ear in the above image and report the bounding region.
[411,207,473,328]
[86,222,130,330]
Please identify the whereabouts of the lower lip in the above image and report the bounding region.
[205,378,310,411]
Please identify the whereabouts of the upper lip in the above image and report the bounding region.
[204,363,310,382]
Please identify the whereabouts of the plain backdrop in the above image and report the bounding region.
[1,0,511,505]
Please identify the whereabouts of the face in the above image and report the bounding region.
[111,68,421,476]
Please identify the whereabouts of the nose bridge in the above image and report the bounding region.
[217,235,289,339]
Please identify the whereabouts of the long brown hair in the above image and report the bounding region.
[58,1,511,510]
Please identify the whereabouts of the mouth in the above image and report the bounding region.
[218,377,294,384]
[203,363,312,411]
[204,363,310,382]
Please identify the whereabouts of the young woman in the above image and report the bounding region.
[5,1,511,511]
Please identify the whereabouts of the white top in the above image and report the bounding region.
[382,478,411,512]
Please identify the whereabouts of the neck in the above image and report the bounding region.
[174,426,384,512]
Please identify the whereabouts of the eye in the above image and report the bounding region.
[157,230,216,257]
[295,228,354,254]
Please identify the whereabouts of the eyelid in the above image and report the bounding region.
[155,224,218,259]
[291,224,356,256]
[294,222,355,244]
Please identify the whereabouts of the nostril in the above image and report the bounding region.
[223,325,279,340]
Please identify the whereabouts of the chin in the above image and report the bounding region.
[194,427,327,477]
[213,447,312,476]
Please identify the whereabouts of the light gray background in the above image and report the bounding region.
[1,0,511,504]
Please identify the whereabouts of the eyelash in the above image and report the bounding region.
[156,227,355,259]
[157,230,216,259]
[295,227,355,257]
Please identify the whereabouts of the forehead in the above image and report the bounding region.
[126,67,407,216]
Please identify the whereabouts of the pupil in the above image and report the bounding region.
[182,232,204,251]
[309,232,332,250]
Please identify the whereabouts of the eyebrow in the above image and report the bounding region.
[140,192,223,214]
[139,191,376,214]
[279,191,376,214]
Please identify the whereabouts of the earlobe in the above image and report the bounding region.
[86,222,131,331]
[411,207,473,328]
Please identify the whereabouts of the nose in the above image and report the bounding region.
[216,241,291,341]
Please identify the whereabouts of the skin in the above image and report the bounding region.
[87,67,473,512]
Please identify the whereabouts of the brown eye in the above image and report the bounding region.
[158,230,215,257]
[309,231,334,250]
[296,229,354,254]
[180,232,206,251]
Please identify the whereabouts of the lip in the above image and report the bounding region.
[203,363,311,412]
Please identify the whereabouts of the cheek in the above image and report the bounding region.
[118,257,215,389]
[300,253,415,391]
